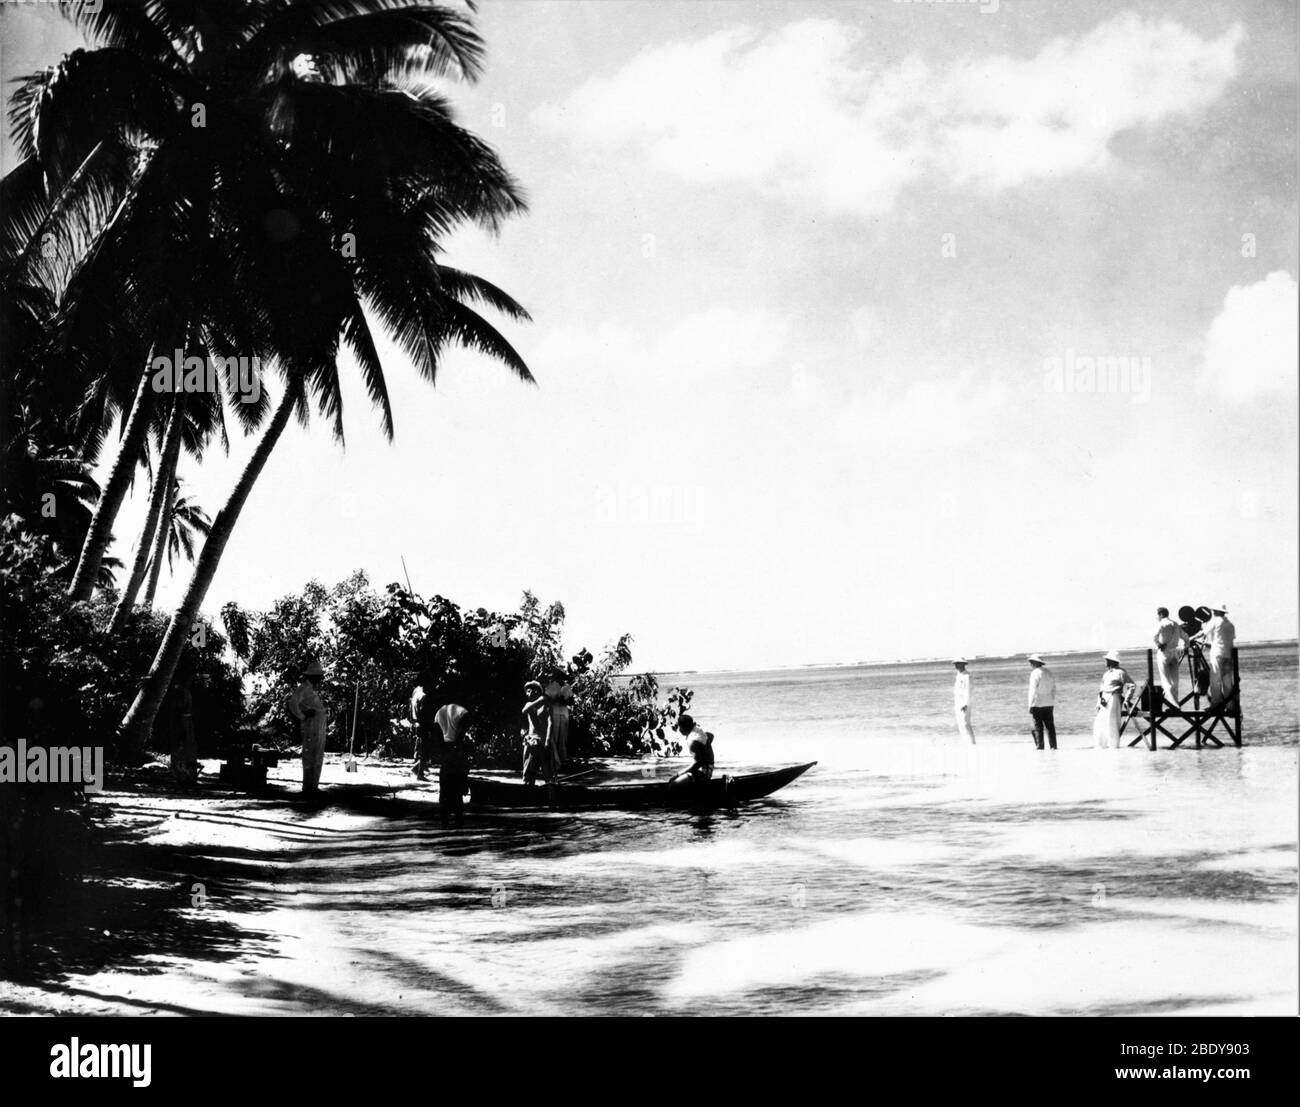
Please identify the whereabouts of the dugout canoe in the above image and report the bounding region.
[467,761,816,809]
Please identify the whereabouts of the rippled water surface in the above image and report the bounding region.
[30,644,1297,1016]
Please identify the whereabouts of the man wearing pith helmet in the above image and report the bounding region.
[1200,604,1237,709]
[287,659,328,795]
[1026,655,1057,750]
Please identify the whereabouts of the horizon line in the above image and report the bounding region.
[634,637,1298,678]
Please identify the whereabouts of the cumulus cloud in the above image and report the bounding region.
[1198,271,1299,403]
[535,14,1243,215]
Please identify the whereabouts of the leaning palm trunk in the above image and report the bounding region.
[109,398,182,631]
[68,371,157,602]
[119,384,297,757]
[140,463,178,610]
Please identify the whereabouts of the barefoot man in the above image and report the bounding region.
[953,658,975,744]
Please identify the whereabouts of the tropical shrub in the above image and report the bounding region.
[222,572,690,768]
[0,516,243,757]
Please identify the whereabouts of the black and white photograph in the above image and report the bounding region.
[0,0,1296,1067]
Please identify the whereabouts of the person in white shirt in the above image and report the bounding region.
[1152,607,1188,707]
[1197,605,1237,709]
[1026,655,1057,750]
[1092,651,1134,749]
[286,659,327,795]
[952,658,975,743]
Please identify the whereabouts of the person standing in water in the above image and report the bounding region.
[287,659,328,794]
[1026,655,1057,750]
[1092,651,1134,749]
[952,658,975,743]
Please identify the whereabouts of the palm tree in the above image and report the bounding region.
[0,150,128,570]
[6,1,537,754]
[109,396,182,631]
[16,0,501,602]
[141,482,211,610]
[109,351,230,630]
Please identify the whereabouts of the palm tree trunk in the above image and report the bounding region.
[109,398,182,631]
[67,371,158,602]
[119,384,298,757]
[141,458,178,610]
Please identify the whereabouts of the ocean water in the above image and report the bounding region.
[41,643,1297,1016]
[662,641,1299,763]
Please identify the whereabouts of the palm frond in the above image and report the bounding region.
[25,48,181,189]
[432,266,531,323]
[264,81,525,236]
[56,0,195,72]
[239,1,484,86]
[341,297,393,439]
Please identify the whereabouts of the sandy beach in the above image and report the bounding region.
[6,724,1295,1017]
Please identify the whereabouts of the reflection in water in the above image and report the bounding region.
[29,644,1297,1016]
[173,738,1292,1016]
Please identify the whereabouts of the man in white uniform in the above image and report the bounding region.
[1200,604,1237,709]
[286,659,327,795]
[1152,607,1188,706]
[952,658,975,743]
[1026,655,1057,750]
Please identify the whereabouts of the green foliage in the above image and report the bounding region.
[567,639,685,759]
[0,516,242,757]
[224,572,689,768]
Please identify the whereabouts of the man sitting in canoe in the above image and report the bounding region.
[671,713,715,788]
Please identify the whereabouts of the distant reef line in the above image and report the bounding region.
[629,638,1298,679]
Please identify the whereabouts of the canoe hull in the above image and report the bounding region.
[468,761,816,810]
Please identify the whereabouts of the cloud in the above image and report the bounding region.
[535,14,1243,215]
[1198,271,1299,403]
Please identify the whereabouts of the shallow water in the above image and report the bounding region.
[20,644,1296,1016]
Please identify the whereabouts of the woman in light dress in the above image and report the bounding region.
[1093,651,1135,749]
[543,668,574,769]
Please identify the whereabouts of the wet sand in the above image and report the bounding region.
[4,741,1296,1017]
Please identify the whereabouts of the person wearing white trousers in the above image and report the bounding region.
[1200,605,1237,709]
[1093,652,1134,749]
[287,659,328,794]
[952,659,975,744]
[1152,607,1187,706]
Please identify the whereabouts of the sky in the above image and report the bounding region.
[2,0,1297,672]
